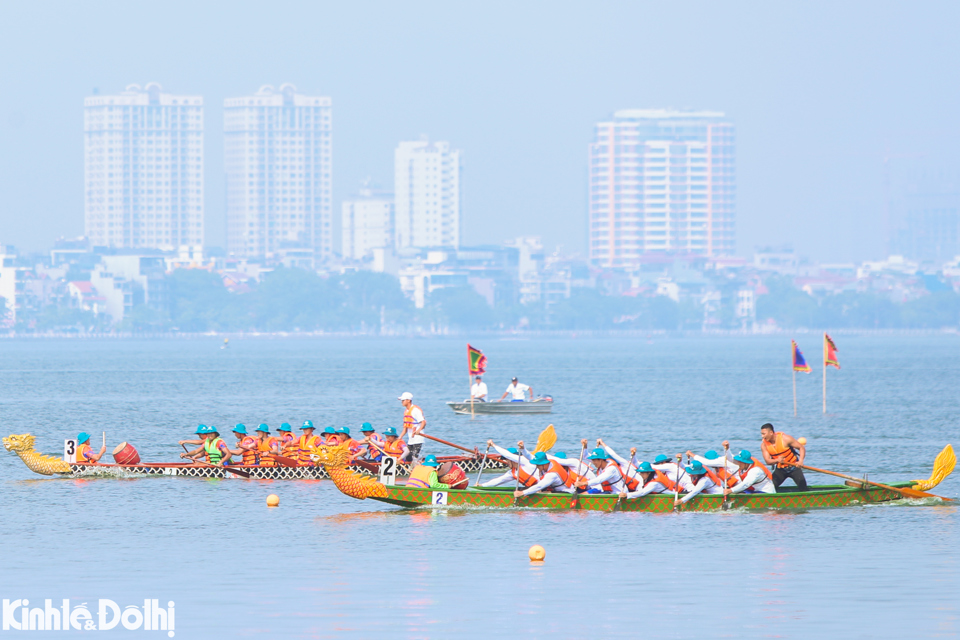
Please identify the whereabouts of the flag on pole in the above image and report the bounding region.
[792,340,811,373]
[467,344,487,375]
[824,334,840,369]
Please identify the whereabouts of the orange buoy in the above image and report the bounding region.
[112,442,140,465]
[528,545,545,562]
[266,494,280,507]
[798,437,807,445]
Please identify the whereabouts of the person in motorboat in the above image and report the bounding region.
[498,377,533,402]
[470,375,488,402]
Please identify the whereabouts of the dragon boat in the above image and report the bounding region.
[2,433,506,480]
[308,441,955,512]
[446,399,553,415]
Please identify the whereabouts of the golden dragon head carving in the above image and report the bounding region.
[3,433,36,453]
[309,442,388,500]
[4,433,73,475]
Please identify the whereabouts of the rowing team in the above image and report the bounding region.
[480,423,808,506]
[178,421,414,467]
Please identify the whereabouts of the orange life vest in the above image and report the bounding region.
[761,432,799,467]
[383,438,406,458]
[646,469,677,492]
[403,405,423,433]
[734,461,775,489]
[280,433,299,459]
[76,442,93,463]
[258,437,279,466]
[601,463,640,493]
[297,434,321,465]
[239,436,258,466]
[703,466,724,488]
[366,435,385,461]
[406,464,436,489]
[511,465,539,488]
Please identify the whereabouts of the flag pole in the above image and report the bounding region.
[469,370,475,420]
[822,332,827,414]
[793,366,797,418]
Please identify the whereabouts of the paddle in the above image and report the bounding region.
[721,442,730,511]
[799,464,951,501]
[673,453,684,511]
[263,453,300,466]
[533,425,556,453]
[419,432,478,456]
[572,439,588,504]
[474,443,491,486]
[912,444,956,491]
[181,443,251,478]
[513,442,525,504]
[615,449,636,512]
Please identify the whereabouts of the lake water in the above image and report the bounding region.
[1,335,957,638]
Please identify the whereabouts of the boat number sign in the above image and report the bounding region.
[378,456,398,486]
[64,439,77,464]
[432,491,448,505]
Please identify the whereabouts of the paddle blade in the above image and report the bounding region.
[533,425,557,453]
[912,444,956,491]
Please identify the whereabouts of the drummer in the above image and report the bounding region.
[405,455,451,490]
[358,423,383,461]
[498,377,533,402]
[75,431,106,464]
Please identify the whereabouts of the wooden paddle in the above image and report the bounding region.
[419,433,478,456]
[672,453,684,511]
[264,453,299,466]
[799,464,951,501]
[181,443,251,478]
[533,425,556,453]
[474,444,491,486]
[512,442,525,504]
[721,443,730,511]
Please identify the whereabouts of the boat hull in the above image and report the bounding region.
[367,483,915,512]
[62,455,505,480]
[447,401,553,415]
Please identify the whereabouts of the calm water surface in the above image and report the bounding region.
[1,336,957,638]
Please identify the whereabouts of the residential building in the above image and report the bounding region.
[395,138,461,250]
[891,189,959,264]
[342,186,394,260]
[90,253,167,323]
[0,252,26,326]
[84,83,204,250]
[224,84,333,261]
[588,109,735,267]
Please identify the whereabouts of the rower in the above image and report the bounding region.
[760,423,808,491]
[499,377,533,402]
[297,421,322,466]
[179,425,210,461]
[596,439,641,491]
[575,448,630,494]
[358,423,383,461]
[337,427,363,460]
[278,423,299,461]
[405,454,451,490]
[619,461,676,499]
[513,451,576,498]
[75,432,106,464]
[202,427,231,466]
[470,375,488,402]
[479,445,526,487]
[652,453,681,483]
[398,392,426,462]
[229,424,259,466]
[255,424,280,467]
[724,450,776,496]
[689,444,739,490]
[380,427,408,460]
[548,439,594,482]
[322,426,338,446]
[674,460,721,507]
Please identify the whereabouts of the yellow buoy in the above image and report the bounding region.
[266,494,280,507]
[528,545,545,562]
[798,437,807,445]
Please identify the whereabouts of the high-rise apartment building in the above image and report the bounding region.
[224,84,332,260]
[84,83,204,250]
[341,186,394,260]
[588,109,735,267]
[394,139,460,250]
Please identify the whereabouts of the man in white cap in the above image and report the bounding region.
[498,377,533,402]
[398,392,426,462]
[470,375,488,402]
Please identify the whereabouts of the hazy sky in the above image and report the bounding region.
[1,1,958,262]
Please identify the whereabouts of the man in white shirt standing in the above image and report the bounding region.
[499,377,533,402]
[398,392,426,462]
[470,375,488,402]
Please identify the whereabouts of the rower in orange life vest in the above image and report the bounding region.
[575,448,633,494]
[688,444,740,490]
[74,432,106,464]
[297,420,322,466]
[513,451,577,497]
[377,428,408,460]
[480,440,536,488]
[336,426,364,461]
[255,424,280,467]
[277,423,299,461]
[618,461,676,499]
[405,454,451,490]
[596,439,644,490]
[673,460,723,507]
[760,423,808,491]
[321,426,339,446]
[358,423,384,461]
[226,424,259,466]
[724,449,776,495]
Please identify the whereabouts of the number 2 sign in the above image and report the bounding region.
[378,456,397,486]
[432,491,448,506]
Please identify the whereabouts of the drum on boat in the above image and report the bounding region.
[437,461,468,490]
[112,442,140,465]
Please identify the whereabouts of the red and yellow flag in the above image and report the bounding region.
[824,334,840,369]
[467,344,487,375]
[792,340,811,373]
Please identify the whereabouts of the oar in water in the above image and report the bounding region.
[513,443,526,505]
[672,453,684,512]
[181,443,251,478]
[799,464,951,501]
[615,449,636,512]
[571,439,588,505]
[721,442,730,511]
[474,444,491,486]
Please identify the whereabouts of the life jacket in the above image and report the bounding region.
[258,437,279,467]
[645,469,676,492]
[510,464,539,488]
[281,433,299,459]
[403,405,423,433]
[761,432,799,467]
[324,435,339,446]
[406,464,436,489]
[703,466,725,488]
[734,461,775,489]
[601,463,640,493]
[297,434,321,465]
[366,435,384,461]
[342,438,363,457]
[239,436,258,466]
[533,461,571,488]
[204,437,227,465]
[76,442,93,463]
[383,438,406,458]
